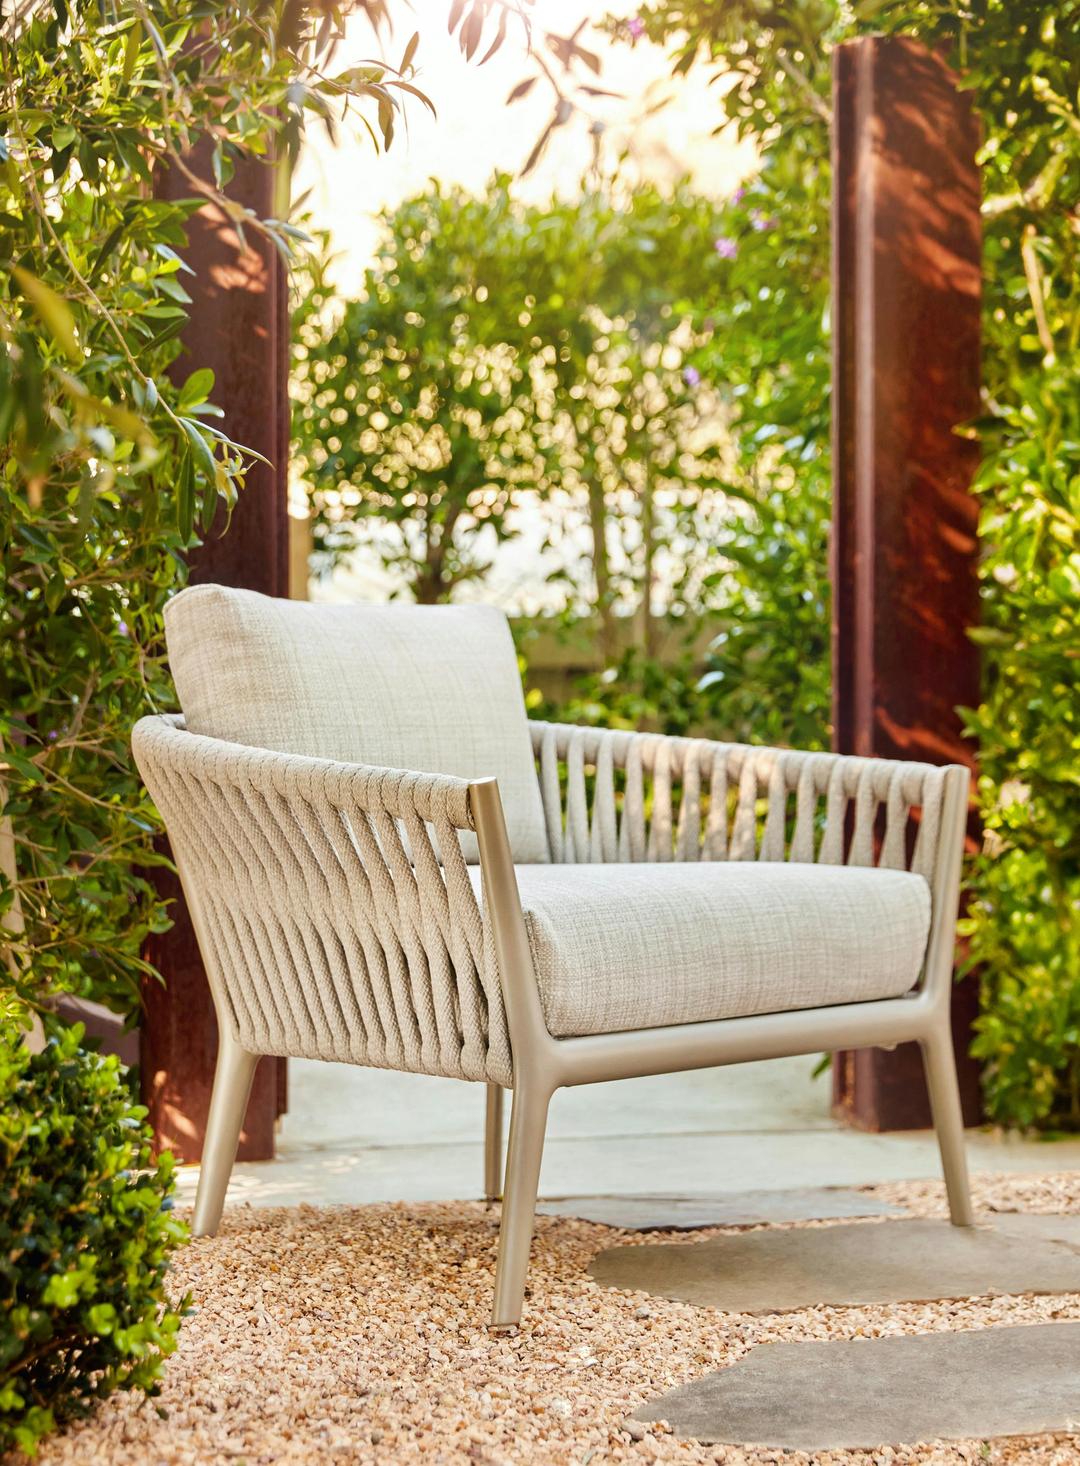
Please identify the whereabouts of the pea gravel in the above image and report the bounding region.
[32,1172,1080,1466]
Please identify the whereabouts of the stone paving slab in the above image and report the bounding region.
[633,1322,1080,1450]
[590,1215,1080,1313]
[537,1187,906,1231]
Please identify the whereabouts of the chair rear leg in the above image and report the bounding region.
[920,1025,975,1227]
[192,1030,260,1236]
[484,1083,505,1202]
[490,1082,550,1329]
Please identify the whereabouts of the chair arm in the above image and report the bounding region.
[134,713,476,828]
[132,715,511,1085]
[528,719,967,884]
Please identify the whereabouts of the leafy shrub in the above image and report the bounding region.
[0,1022,187,1457]
[0,1,429,1025]
[962,365,1080,1126]
[699,482,832,751]
[872,0,1079,1135]
[551,158,834,748]
[685,153,833,751]
[547,641,709,737]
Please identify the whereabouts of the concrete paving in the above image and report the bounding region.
[537,1187,905,1230]
[590,1214,1080,1313]
[174,1054,1080,1210]
[633,1323,1080,1450]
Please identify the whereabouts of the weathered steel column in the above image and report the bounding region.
[831,36,983,1130]
[142,145,290,1161]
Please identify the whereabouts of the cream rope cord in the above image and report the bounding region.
[134,715,946,1091]
[532,721,945,878]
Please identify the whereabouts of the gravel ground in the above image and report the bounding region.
[33,1172,1080,1466]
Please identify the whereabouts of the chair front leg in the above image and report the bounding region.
[192,1027,260,1236]
[469,776,561,1329]
[491,1079,552,1329]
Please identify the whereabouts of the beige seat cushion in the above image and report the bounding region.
[477,861,930,1037]
[163,585,549,863]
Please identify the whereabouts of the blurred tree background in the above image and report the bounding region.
[293,0,1078,1129]
[292,170,831,748]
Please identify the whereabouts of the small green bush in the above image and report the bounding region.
[0,1022,188,1457]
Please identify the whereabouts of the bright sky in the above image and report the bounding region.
[295,0,755,293]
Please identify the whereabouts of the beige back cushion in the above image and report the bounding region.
[163,585,549,863]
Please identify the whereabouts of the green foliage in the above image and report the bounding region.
[293,176,731,641]
[0,1,425,1021]
[570,144,834,748]
[292,172,832,747]
[962,362,1080,1127]
[637,0,1080,1124]
[549,640,710,737]
[292,194,551,602]
[0,1022,188,1457]
[683,84,834,751]
[699,480,831,751]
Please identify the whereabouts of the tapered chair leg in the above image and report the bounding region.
[192,1030,260,1237]
[490,1083,551,1329]
[484,1083,505,1202]
[920,1026,975,1227]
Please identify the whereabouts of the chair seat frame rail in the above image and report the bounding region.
[133,715,973,1329]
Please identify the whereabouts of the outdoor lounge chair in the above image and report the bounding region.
[132,584,974,1328]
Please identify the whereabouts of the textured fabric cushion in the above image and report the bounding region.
[481,861,931,1037]
[163,585,549,863]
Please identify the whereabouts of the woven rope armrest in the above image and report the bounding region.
[530,720,958,882]
[132,715,512,1085]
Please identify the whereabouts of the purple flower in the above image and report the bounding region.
[749,209,776,232]
[117,620,129,637]
[683,365,701,387]
[732,185,746,204]
[714,236,737,260]
[47,730,58,742]
[627,15,645,39]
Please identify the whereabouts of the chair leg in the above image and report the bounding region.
[920,1025,975,1227]
[490,1082,550,1329]
[192,1030,260,1237]
[483,1083,505,1202]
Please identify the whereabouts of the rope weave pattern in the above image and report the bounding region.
[531,721,945,881]
[134,716,947,1089]
[134,716,511,1085]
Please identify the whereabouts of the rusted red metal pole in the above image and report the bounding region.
[831,36,983,1130]
[142,145,290,1161]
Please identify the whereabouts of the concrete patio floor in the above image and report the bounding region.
[174,1054,1080,1210]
